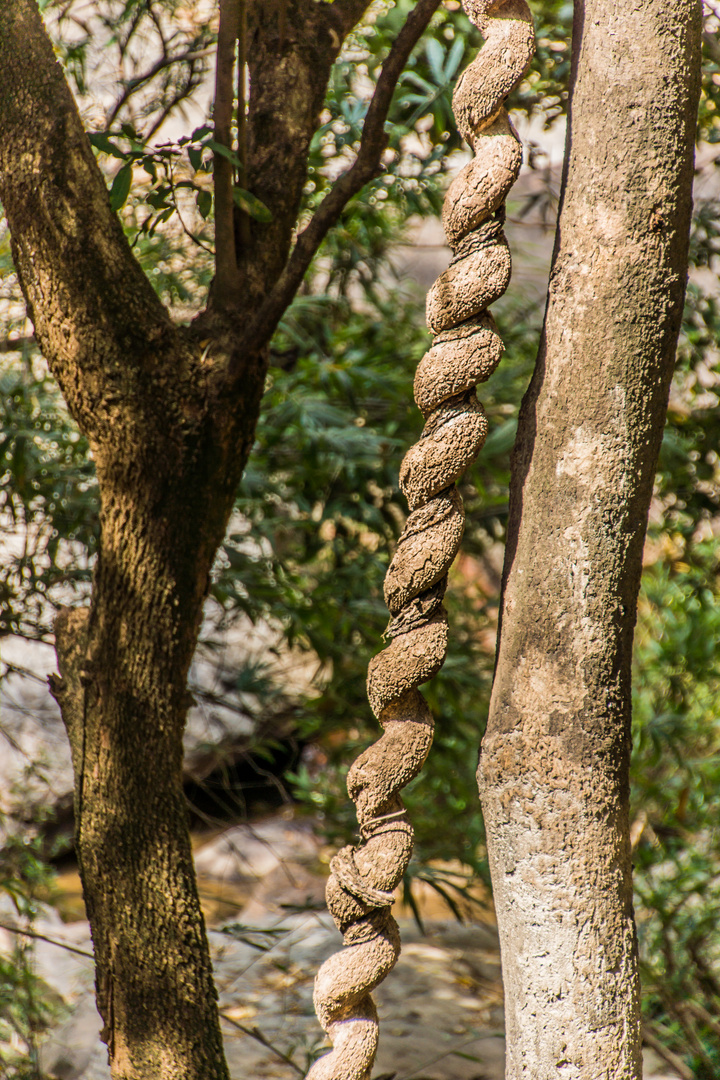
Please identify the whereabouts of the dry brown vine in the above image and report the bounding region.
[307,4,535,1078]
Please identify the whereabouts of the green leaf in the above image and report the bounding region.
[109,162,133,212]
[482,417,518,457]
[88,131,126,160]
[196,190,212,219]
[147,188,171,211]
[232,187,273,223]
[444,36,465,82]
[188,146,204,172]
[191,123,213,142]
[205,137,244,170]
[425,38,446,85]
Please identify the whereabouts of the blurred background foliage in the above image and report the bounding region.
[1,0,719,1075]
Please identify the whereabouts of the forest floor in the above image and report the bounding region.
[6,812,682,1080]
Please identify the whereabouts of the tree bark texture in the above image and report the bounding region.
[0,0,438,1076]
[478,2,702,1078]
[0,6,260,1074]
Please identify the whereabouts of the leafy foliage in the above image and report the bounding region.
[0,360,97,641]
[633,545,720,1077]
[629,191,720,1076]
[0,783,67,1078]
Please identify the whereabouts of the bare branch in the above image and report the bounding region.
[105,46,214,130]
[143,56,204,142]
[213,0,241,306]
[683,1000,720,1042]
[166,159,215,256]
[237,0,443,357]
[235,0,251,248]
[236,0,247,186]
[641,1025,694,1080]
[220,1012,304,1075]
[0,921,94,961]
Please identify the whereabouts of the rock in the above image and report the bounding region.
[0,603,321,834]
[194,819,321,883]
[239,862,327,922]
[0,637,74,826]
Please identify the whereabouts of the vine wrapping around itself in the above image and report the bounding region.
[307,3,535,1077]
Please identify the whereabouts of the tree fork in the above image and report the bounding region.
[479,2,702,1077]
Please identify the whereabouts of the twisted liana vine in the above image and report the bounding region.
[307,4,534,1078]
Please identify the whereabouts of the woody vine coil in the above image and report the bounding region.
[307,3,535,1077]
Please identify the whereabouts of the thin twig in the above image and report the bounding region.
[394,1031,504,1080]
[0,921,94,961]
[235,0,250,247]
[234,0,443,361]
[213,0,241,304]
[237,0,247,190]
[166,158,216,256]
[674,1003,716,1072]
[683,999,720,1041]
[143,64,204,144]
[220,1012,304,1074]
[642,1023,694,1080]
[106,47,214,130]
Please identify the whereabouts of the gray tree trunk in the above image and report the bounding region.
[478,1,702,1077]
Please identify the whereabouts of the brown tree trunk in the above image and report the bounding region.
[478,2,702,1077]
[51,395,259,1079]
[0,0,443,1074]
[0,7,266,1074]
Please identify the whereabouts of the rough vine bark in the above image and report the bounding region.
[308,4,534,1078]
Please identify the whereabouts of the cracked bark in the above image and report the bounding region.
[478,2,702,1078]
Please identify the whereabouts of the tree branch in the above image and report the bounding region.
[236,0,443,358]
[642,1025,694,1080]
[0,921,94,961]
[213,0,241,307]
[683,1000,720,1042]
[220,1013,304,1076]
[235,0,251,248]
[105,46,214,130]
[332,0,375,37]
[0,0,176,440]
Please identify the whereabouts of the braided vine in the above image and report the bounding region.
[307,4,534,1078]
